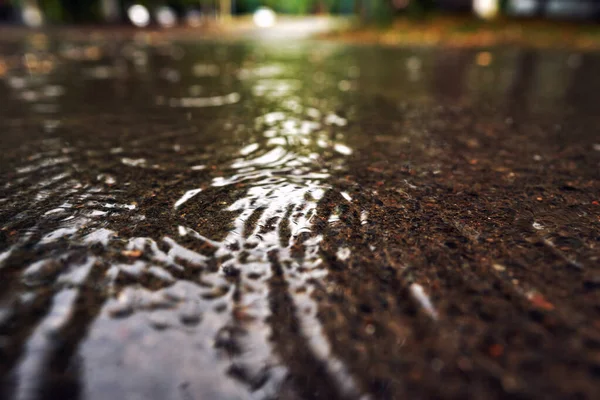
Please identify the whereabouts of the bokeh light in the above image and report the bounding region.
[473,0,500,20]
[127,4,151,28]
[253,7,276,28]
[156,7,177,28]
[22,5,44,28]
[186,10,203,27]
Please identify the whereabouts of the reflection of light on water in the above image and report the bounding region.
[334,143,353,155]
[253,79,300,98]
[406,55,422,82]
[239,143,260,156]
[2,47,64,125]
[174,188,202,209]
[1,42,364,399]
[230,146,294,169]
[325,112,348,127]
[166,92,240,108]
[238,64,283,80]
[171,99,361,396]
[121,157,146,167]
[13,288,79,400]
[192,63,220,77]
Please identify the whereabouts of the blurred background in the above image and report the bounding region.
[1,1,600,27]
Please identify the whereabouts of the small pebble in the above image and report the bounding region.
[492,263,506,272]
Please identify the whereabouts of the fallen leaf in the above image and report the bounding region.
[527,292,554,311]
[121,250,142,258]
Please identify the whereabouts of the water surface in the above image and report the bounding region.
[1,35,599,399]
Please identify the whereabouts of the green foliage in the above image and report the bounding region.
[377,1,395,25]
[40,0,64,23]
[263,0,316,14]
[237,0,352,14]
[405,0,436,19]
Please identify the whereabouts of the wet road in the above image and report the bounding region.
[0,34,599,400]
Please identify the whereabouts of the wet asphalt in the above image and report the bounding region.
[0,33,599,399]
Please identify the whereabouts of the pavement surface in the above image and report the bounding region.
[0,30,599,400]
[322,16,600,50]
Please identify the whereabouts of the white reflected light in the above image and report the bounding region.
[23,5,44,28]
[253,7,276,28]
[156,6,177,28]
[128,4,150,28]
[508,0,537,16]
[473,0,499,20]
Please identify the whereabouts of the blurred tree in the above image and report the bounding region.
[0,0,14,21]
[99,0,119,22]
[338,0,355,14]
[263,0,315,14]
[355,0,393,25]
[373,0,393,25]
[220,0,230,18]
[405,0,435,18]
[57,0,99,22]
[534,0,549,16]
[39,0,63,22]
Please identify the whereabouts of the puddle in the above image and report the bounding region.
[1,36,599,400]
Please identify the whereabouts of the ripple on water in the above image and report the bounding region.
[0,41,367,400]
